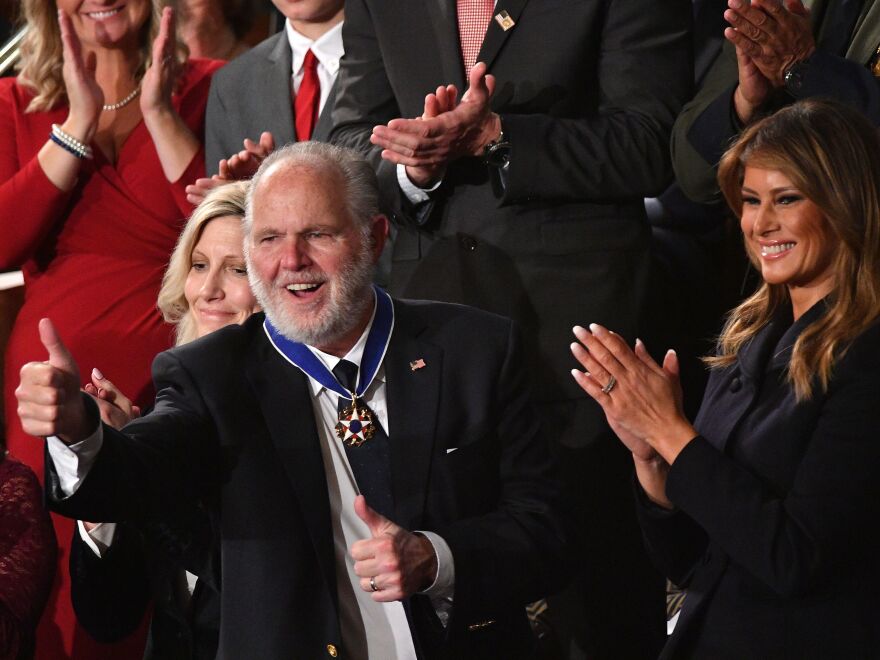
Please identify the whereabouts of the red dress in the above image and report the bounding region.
[0,58,223,659]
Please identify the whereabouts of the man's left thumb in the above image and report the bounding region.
[354,495,387,537]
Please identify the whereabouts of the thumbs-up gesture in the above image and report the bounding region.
[350,495,438,602]
[15,318,91,443]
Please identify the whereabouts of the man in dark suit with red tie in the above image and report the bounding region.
[330,1,693,657]
[197,0,344,182]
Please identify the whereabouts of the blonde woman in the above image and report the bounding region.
[73,181,257,660]
[572,100,880,658]
[0,0,221,655]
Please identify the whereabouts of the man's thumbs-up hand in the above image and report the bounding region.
[350,495,438,602]
[15,318,91,443]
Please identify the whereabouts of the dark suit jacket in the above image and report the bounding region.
[672,0,880,204]
[48,299,569,660]
[204,30,338,175]
[637,302,880,658]
[330,0,693,448]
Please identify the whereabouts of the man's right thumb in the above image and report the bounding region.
[39,318,75,372]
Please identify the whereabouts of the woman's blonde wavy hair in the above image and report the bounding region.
[16,0,187,113]
[158,180,250,346]
[712,99,880,400]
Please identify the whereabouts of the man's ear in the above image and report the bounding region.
[370,214,390,261]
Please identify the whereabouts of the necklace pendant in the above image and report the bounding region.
[335,395,376,448]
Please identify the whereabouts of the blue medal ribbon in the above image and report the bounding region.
[263,285,394,401]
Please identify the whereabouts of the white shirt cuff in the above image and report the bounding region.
[78,520,117,557]
[396,164,442,204]
[46,423,104,497]
[415,530,455,625]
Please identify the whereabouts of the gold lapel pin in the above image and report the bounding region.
[494,10,515,31]
[409,358,426,371]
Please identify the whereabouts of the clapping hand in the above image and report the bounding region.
[140,6,177,120]
[371,61,500,188]
[186,132,276,204]
[724,0,814,121]
[58,9,103,142]
[570,324,695,465]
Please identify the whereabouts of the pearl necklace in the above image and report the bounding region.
[102,86,140,112]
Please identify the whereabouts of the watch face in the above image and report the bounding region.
[785,61,806,92]
[485,143,511,168]
[486,142,510,168]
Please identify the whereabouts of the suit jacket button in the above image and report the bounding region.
[327,643,338,657]
[460,234,478,251]
[729,377,742,393]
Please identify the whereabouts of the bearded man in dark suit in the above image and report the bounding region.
[16,142,569,660]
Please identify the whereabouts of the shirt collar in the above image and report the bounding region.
[285,19,344,78]
[305,298,386,397]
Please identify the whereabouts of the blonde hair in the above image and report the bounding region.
[16,0,187,113]
[158,180,250,346]
[711,99,880,400]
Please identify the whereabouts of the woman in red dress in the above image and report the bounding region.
[0,0,221,656]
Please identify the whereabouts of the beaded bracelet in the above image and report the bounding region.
[50,123,93,160]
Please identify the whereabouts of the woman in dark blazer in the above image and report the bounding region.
[571,98,880,659]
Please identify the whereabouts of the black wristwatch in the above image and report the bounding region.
[784,57,812,94]
[483,124,511,170]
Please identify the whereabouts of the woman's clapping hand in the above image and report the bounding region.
[570,324,696,465]
[58,9,103,141]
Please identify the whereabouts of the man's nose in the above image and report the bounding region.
[279,237,312,270]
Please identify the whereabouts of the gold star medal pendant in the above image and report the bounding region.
[336,395,377,448]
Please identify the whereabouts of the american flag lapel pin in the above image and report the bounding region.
[409,358,426,371]
[494,10,515,31]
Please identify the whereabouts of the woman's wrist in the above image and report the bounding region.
[633,455,673,510]
[62,115,97,144]
[653,419,698,465]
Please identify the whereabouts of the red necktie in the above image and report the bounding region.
[457,0,494,76]
[294,49,320,141]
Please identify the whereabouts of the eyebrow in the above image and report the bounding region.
[741,186,800,195]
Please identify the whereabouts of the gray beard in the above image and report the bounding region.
[248,245,375,347]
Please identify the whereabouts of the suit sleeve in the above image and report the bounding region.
[661,329,880,597]
[204,76,229,177]
[69,524,151,643]
[436,320,571,625]
[499,0,693,204]
[672,40,880,204]
[331,0,693,212]
[329,0,415,221]
[47,350,221,523]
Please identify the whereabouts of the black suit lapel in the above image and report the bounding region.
[426,0,467,90]
[265,32,297,145]
[385,306,443,531]
[476,0,530,72]
[243,328,337,599]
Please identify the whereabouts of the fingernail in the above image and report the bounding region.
[92,367,103,380]
[572,325,586,335]
[667,349,677,356]
[588,323,601,334]
[635,338,644,348]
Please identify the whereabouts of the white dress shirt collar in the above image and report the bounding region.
[285,19,344,79]
[306,297,385,398]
